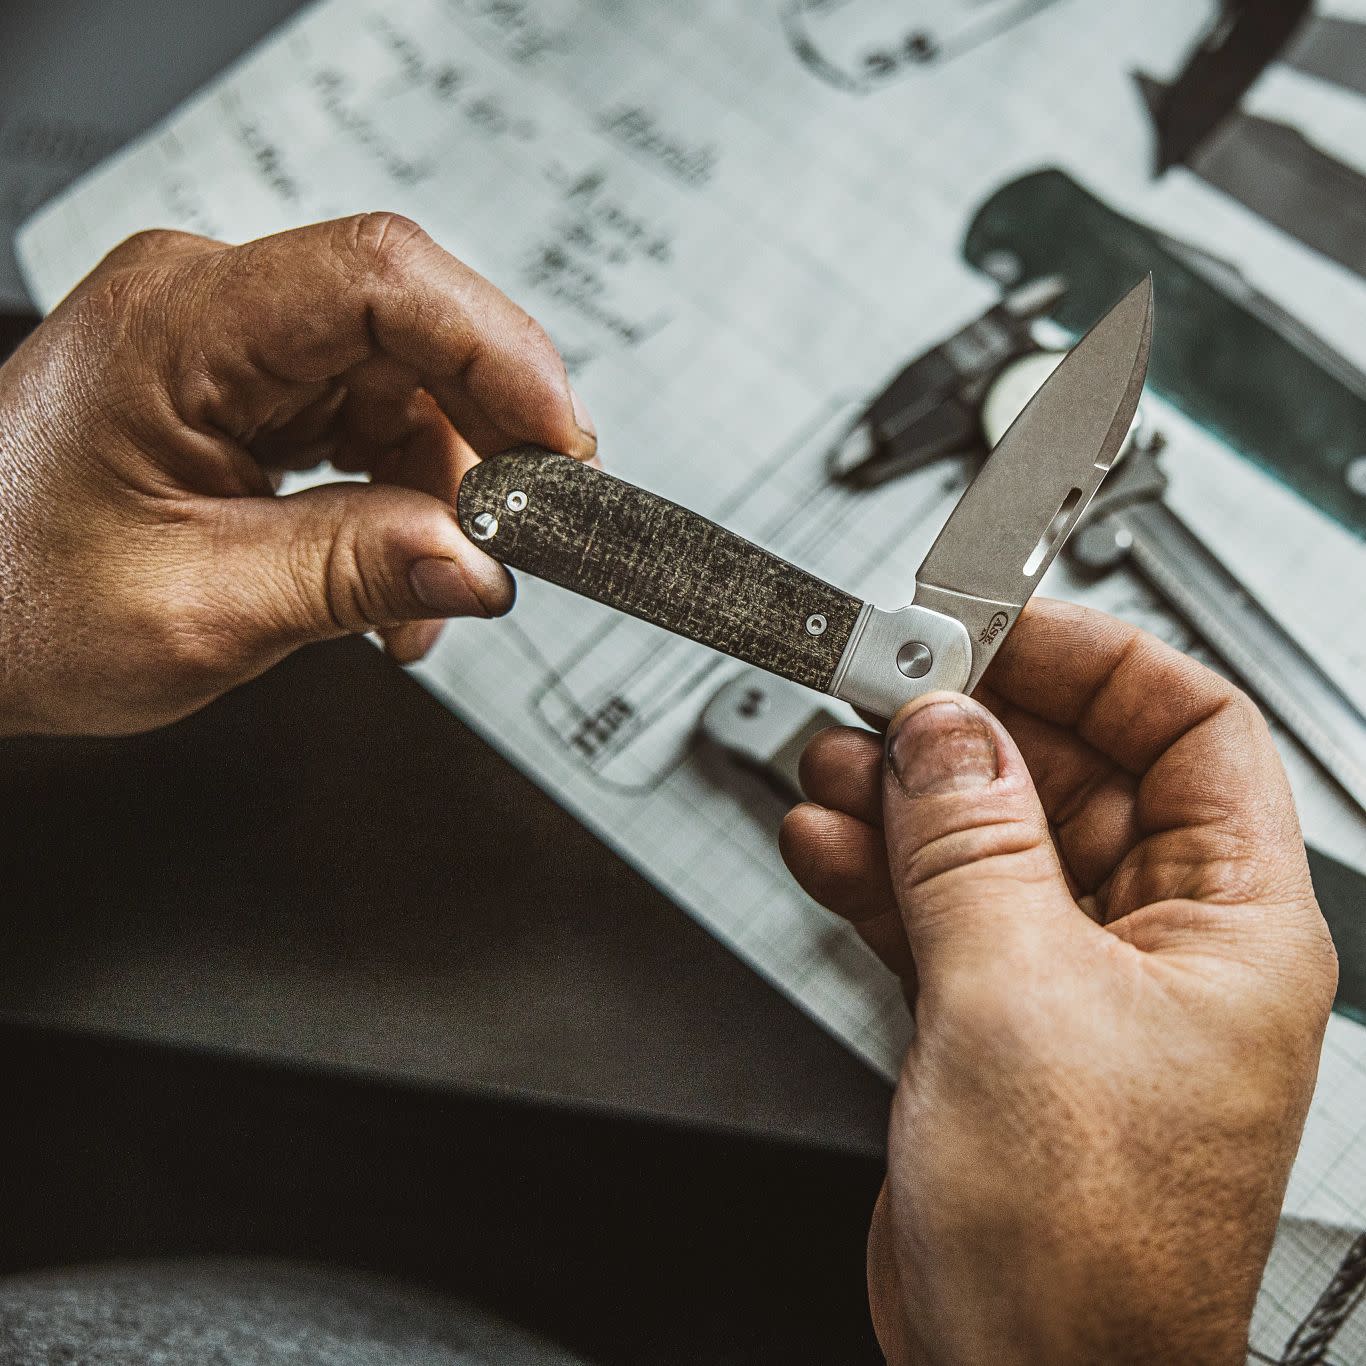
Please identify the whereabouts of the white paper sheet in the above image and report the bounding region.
[15,2,1366,1356]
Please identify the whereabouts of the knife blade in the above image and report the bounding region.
[906,276,1151,674]
[828,277,1151,716]
[457,280,1152,719]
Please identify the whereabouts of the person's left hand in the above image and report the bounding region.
[778,600,1335,1363]
[0,214,596,736]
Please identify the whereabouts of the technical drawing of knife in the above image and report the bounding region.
[1138,1,1366,175]
[1136,0,1313,176]
[1136,78,1366,282]
[457,280,1152,720]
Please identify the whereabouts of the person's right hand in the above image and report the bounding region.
[0,213,596,737]
[780,599,1337,1365]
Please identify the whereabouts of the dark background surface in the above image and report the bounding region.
[0,1021,885,1363]
[0,640,890,1363]
[0,5,894,1357]
[0,636,892,1155]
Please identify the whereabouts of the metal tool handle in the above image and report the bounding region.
[458,447,865,692]
[1113,498,1366,812]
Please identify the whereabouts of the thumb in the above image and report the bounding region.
[883,692,1075,988]
[215,480,512,654]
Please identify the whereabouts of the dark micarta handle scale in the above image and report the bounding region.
[458,446,864,692]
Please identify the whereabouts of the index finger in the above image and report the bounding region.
[168,213,596,460]
[986,598,1313,912]
[984,598,1252,776]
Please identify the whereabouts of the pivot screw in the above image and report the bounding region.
[896,641,933,679]
[470,511,499,541]
[506,489,528,511]
[805,613,828,637]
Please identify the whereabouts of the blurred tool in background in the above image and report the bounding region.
[1137,0,1366,280]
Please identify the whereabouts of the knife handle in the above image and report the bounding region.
[457,446,864,692]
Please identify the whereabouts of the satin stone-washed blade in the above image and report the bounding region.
[914,277,1152,610]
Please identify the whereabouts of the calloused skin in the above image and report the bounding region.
[780,600,1337,1364]
[0,219,1337,1364]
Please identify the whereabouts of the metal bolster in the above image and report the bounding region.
[827,598,974,720]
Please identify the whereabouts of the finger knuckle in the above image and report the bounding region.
[893,808,1047,896]
[63,275,180,446]
[96,228,194,273]
[341,211,430,281]
[311,523,366,634]
[1224,684,1271,740]
[518,309,556,359]
[71,267,142,334]
[304,518,406,635]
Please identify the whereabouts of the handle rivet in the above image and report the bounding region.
[805,613,828,637]
[506,489,528,511]
[896,641,933,679]
[470,511,499,541]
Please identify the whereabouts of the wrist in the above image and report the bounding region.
[895,1294,1251,1366]
[876,1202,1259,1366]
[1029,1295,1251,1366]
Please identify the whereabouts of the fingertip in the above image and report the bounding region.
[779,800,855,882]
[779,803,900,925]
[778,800,826,870]
[796,732,827,798]
[406,521,515,619]
[885,690,1037,798]
[885,695,1001,801]
[886,689,979,736]
[456,550,516,619]
[798,725,884,822]
[482,557,517,616]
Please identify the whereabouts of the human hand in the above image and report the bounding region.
[780,599,1336,1365]
[0,214,595,736]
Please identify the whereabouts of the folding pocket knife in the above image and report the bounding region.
[457,279,1152,719]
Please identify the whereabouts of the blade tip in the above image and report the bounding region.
[1119,275,1155,370]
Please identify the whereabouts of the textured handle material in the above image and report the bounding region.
[458,447,864,692]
